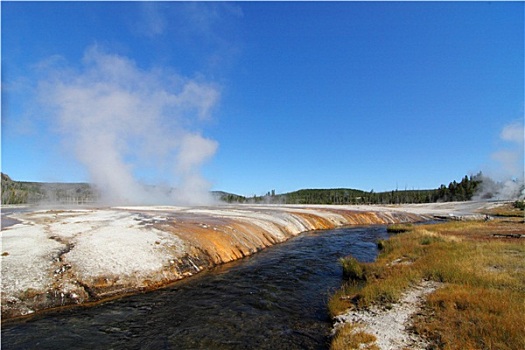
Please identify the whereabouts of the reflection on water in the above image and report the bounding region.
[1,226,389,349]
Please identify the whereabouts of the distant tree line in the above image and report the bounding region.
[221,174,483,205]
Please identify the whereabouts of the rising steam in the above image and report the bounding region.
[477,120,525,200]
[39,46,219,205]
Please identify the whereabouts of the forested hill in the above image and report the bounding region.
[2,173,483,205]
[1,173,96,205]
[236,174,483,205]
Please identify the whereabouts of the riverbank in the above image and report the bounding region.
[0,201,505,321]
[1,203,429,321]
[329,205,524,350]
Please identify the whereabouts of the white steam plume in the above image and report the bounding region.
[39,46,219,205]
[478,120,524,200]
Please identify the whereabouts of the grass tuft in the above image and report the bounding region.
[340,256,366,281]
[328,286,354,318]
[386,223,414,233]
[331,323,379,350]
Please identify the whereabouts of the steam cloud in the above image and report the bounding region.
[39,46,219,205]
[478,120,525,200]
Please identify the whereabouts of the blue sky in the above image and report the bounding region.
[2,1,524,198]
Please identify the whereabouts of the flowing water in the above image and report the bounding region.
[1,225,389,349]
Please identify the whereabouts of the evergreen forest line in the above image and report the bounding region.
[234,174,483,205]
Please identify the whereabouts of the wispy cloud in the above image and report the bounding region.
[38,45,220,205]
[491,120,524,179]
[500,121,524,145]
[137,2,167,37]
[176,2,243,39]
[133,2,243,72]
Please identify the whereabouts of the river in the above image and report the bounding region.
[1,225,389,349]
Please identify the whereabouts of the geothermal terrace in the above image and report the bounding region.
[1,202,491,319]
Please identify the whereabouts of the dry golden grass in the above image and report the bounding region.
[331,323,379,350]
[415,285,524,350]
[330,218,525,349]
[484,201,525,217]
[419,217,523,240]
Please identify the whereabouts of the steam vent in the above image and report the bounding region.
[1,205,426,319]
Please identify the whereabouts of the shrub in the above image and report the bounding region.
[386,223,413,233]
